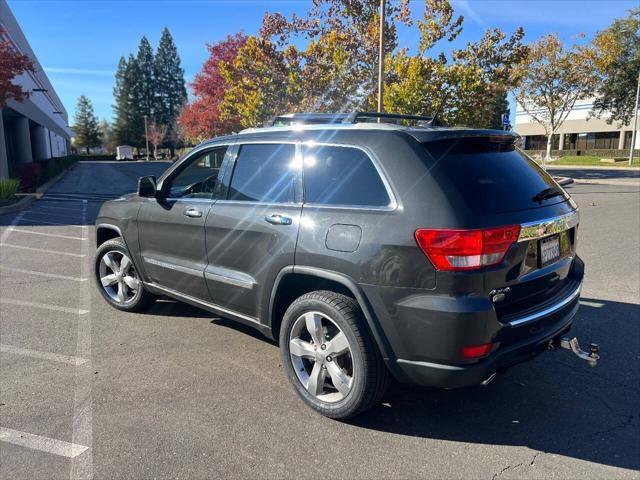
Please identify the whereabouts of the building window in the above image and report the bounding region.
[624,131,634,149]
[524,134,559,150]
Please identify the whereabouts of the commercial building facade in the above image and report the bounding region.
[0,1,72,179]
[515,98,639,152]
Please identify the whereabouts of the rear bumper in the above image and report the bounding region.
[392,299,578,388]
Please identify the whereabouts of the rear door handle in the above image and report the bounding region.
[184,207,203,218]
[264,213,292,225]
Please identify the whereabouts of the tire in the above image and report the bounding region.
[94,238,155,312]
[280,290,389,419]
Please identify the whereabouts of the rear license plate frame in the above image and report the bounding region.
[539,234,561,267]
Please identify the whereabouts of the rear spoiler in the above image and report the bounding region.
[410,129,519,145]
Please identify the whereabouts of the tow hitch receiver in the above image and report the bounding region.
[548,336,600,367]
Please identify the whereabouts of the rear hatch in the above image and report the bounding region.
[416,132,580,321]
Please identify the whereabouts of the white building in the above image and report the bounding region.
[0,1,72,179]
[515,98,639,152]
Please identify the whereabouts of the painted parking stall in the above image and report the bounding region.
[0,194,93,479]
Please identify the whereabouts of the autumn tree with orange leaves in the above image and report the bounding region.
[0,29,35,107]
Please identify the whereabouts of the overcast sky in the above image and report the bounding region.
[8,0,638,122]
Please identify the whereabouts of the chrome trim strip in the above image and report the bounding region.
[518,210,579,242]
[146,282,260,324]
[143,257,204,277]
[204,266,256,289]
[507,283,581,327]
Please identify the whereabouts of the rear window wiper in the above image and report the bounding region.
[532,187,565,203]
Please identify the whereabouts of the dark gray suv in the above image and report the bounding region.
[94,112,591,419]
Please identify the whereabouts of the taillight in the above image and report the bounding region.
[415,225,520,271]
[462,343,494,358]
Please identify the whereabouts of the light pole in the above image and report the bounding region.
[629,71,639,166]
[144,114,149,161]
[377,0,386,114]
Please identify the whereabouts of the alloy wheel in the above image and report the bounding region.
[99,250,140,305]
[289,311,354,403]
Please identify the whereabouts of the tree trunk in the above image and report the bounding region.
[545,132,553,165]
[85,146,90,155]
[153,144,158,160]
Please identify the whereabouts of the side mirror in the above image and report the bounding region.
[137,176,157,197]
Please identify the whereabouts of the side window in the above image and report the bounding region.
[302,145,390,207]
[165,147,227,199]
[227,144,297,203]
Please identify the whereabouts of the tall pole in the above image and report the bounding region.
[377,0,386,114]
[629,71,640,166]
[144,114,149,161]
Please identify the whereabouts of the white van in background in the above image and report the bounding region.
[116,145,134,161]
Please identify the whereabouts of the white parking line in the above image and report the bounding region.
[1,298,89,315]
[0,212,25,244]
[19,217,84,228]
[580,300,605,308]
[0,428,89,458]
[0,344,88,365]
[32,206,85,214]
[11,229,87,241]
[18,210,83,222]
[0,266,87,282]
[0,243,86,257]
[71,198,93,480]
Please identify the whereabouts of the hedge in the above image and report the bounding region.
[14,156,80,192]
[524,148,640,158]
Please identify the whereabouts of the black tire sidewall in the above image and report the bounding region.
[280,294,369,417]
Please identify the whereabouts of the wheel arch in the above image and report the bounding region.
[96,223,122,247]
[268,266,396,363]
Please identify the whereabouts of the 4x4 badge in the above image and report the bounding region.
[490,287,511,303]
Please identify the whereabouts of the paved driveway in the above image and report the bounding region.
[0,161,638,479]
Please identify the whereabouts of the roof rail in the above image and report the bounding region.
[266,111,442,128]
[344,111,441,127]
[267,113,349,127]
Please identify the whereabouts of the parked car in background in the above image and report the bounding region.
[116,145,134,161]
[94,112,598,419]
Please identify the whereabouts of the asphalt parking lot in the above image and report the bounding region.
[1,162,638,479]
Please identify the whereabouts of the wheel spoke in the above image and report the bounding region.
[101,274,118,287]
[119,255,131,274]
[103,253,118,272]
[304,312,324,345]
[289,338,315,358]
[325,332,350,357]
[306,361,326,396]
[326,362,351,397]
[123,275,139,291]
[116,281,126,303]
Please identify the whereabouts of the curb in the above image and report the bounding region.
[0,194,35,215]
[573,178,640,187]
[547,165,640,172]
[553,176,574,187]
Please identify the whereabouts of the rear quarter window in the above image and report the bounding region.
[423,138,567,215]
[302,145,390,207]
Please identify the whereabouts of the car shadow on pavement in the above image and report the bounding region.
[347,297,639,472]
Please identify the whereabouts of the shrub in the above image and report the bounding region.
[0,178,20,199]
[14,163,42,192]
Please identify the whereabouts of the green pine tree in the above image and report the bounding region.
[125,53,146,149]
[73,95,102,155]
[136,36,156,119]
[113,56,133,146]
[154,27,187,154]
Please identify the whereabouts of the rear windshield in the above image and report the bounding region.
[422,138,568,215]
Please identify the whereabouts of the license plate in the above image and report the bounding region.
[539,235,561,267]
